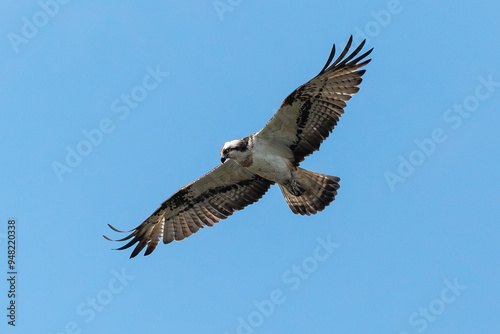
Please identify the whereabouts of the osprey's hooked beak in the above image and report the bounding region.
[220,154,227,164]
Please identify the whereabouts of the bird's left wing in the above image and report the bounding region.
[105,160,273,258]
[255,36,372,165]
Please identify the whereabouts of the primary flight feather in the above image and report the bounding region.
[105,36,373,258]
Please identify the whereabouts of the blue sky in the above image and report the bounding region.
[1,1,500,333]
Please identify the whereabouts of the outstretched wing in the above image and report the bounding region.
[105,160,273,258]
[255,36,372,164]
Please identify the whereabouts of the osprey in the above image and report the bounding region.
[105,36,372,258]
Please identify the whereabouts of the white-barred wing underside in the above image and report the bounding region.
[256,36,372,164]
[106,160,273,258]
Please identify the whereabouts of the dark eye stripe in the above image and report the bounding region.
[235,145,247,152]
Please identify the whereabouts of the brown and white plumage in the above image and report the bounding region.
[105,36,372,257]
[105,160,272,258]
[255,36,372,165]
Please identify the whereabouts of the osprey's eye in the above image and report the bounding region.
[223,148,229,154]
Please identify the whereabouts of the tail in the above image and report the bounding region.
[279,168,340,215]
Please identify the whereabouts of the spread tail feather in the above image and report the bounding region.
[279,169,340,215]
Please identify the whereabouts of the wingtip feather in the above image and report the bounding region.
[107,223,134,233]
[318,43,336,76]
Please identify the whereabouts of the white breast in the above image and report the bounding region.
[247,136,293,183]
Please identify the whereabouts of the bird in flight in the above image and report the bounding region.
[105,36,372,258]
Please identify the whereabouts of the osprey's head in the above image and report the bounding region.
[220,138,251,165]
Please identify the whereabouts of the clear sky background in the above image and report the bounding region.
[1,1,499,333]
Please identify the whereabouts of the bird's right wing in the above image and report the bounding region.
[105,160,273,258]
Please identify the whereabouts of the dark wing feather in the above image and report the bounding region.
[255,36,372,164]
[104,160,273,258]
